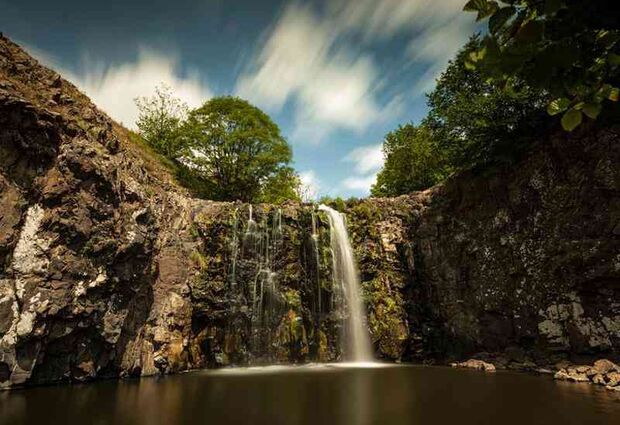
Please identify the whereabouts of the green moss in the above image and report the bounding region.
[190,250,209,271]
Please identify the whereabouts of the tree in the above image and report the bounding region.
[259,166,302,204]
[426,36,549,170]
[371,37,550,197]
[463,0,620,131]
[182,96,294,202]
[135,84,188,158]
[371,124,451,196]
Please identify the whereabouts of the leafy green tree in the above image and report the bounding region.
[259,166,302,204]
[135,84,188,158]
[182,96,294,202]
[371,124,451,196]
[463,0,620,131]
[426,36,550,169]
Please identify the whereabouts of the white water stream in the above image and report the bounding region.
[319,205,374,362]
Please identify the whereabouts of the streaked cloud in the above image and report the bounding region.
[236,1,474,145]
[340,142,384,194]
[330,0,468,39]
[236,3,391,144]
[24,44,212,128]
[342,174,378,192]
[344,143,384,174]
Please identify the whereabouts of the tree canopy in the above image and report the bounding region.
[135,84,188,159]
[426,36,549,170]
[371,124,450,197]
[135,91,300,203]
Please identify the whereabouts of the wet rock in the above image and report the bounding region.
[607,371,620,387]
[592,359,619,375]
[554,369,590,382]
[452,359,497,372]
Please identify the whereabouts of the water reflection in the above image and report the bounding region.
[1,365,619,425]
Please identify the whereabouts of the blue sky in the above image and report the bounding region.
[0,0,476,198]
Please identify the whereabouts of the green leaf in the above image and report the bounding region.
[489,6,516,34]
[610,87,620,102]
[561,108,582,131]
[464,60,477,71]
[478,1,499,21]
[582,103,602,119]
[516,20,545,42]
[547,97,570,116]
[469,47,487,63]
[463,0,488,12]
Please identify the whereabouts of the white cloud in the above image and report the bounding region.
[235,4,334,110]
[344,143,384,174]
[23,44,212,128]
[236,1,474,145]
[342,175,378,192]
[236,3,390,144]
[340,142,384,194]
[76,51,212,128]
[331,0,469,39]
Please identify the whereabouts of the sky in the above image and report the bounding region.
[0,0,477,198]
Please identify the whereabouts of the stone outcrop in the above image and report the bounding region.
[402,125,620,368]
[451,359,496,372]
[0,35,619,389]
[554,359,620,390]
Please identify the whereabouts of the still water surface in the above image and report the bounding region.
[1,364,619,425]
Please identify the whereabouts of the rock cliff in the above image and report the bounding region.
[0,35,618,388]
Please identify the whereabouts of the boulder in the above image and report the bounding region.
[452,359,497,372]
[554,369,589,382]
[606,371,620,387]
[592,359,619,375]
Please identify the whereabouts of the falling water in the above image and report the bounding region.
[310,211,321,314]
[241,205,284,356]
[318,205,373,362]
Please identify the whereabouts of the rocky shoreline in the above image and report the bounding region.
[451,357,620,393]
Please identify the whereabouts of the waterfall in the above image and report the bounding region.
[318,205,373,363]
[241,204,284,357]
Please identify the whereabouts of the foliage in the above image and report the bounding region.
[317,196,347,212]
[258,166,302,204]
[372,37,549,196]
[463,0,620,131]
[135,84,188,158]
[426,36,550,170]
[182,96,293,202]
[371,124,451,197]
[135,91,300,203]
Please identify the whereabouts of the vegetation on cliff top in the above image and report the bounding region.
[135,89,301,203]
[373,0,619,197]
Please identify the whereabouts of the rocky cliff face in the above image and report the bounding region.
[403,128,620,368]
[0,36,618,389]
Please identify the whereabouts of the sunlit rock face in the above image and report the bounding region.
[0,34,618,389]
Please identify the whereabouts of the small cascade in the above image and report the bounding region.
[229,208,240,289]
[240,205,284,357]
[319,204,373,363]
[310,211,321,315]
